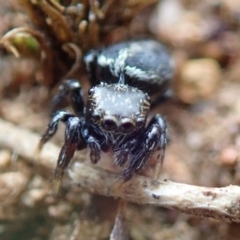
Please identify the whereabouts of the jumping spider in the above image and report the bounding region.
[38,39,174,188]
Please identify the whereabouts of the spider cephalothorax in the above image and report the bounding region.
[87,82,151,133]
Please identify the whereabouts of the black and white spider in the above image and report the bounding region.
[38,39,174,187]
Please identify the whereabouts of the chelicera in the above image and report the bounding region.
[38,39,174,186]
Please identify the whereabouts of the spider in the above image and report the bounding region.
[38,39,174,188]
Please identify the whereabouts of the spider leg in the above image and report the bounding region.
[54,116,84,182]
[37,110,74,151]
[150,115,168,181]
[38,110,85,167]
[121,114,167,181]
[84,50,99,86]
[86,136,101,164]
[80,124,102,164]
[38,110,86,191]
[114,139,137,167]
[52,80,84,117]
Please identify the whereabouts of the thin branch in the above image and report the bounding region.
[69,163,240,223]
[0,119,58,169]
[1,118,240,222]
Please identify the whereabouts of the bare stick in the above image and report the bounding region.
[1,118,240,222]
[69,162,240,223]
[0,119,58,169]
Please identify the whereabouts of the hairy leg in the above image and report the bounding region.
[52,80,84,117]
[114,139,137,167]
[54,116,84,184]
[37,110,86,191]
[121,114,167,181]
[86,135,101,164]
[38,110,74,150]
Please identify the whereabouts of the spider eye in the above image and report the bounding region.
[88,88,94,97]
[102,116,117,131]
[120,119,135,133]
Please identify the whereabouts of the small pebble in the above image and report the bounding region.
[224,0,240,16]
[48,203,72,219]
[150,0,208,46]
[22,188,48,207]
[0,172,28,205]
[219,147,239,166]
[0,150,11,170]
[177,58,221,103]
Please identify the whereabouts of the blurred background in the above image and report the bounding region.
[1,0,240,239]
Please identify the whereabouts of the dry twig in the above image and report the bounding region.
[1,118,240,222]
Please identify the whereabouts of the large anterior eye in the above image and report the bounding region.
[101,117,117,131]
[120,119,135,133]
[88,88,94,97]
